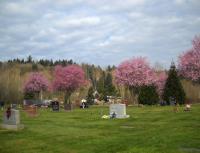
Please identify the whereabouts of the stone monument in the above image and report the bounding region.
[51,101,60,111]
[1,107,24,130]
[24,105,38,117]
[109,104,129,119]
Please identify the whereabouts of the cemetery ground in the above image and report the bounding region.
[0,105,200,153]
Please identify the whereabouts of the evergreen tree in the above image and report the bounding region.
[97,71,105,94]
[88,66,96,89]
[162,62,186,105]
[104,72,116,96]
[27,55,33,63]
[86,86,94,105]
[107,65,112,72]
[96,71,106,100]
[138,85,159,105]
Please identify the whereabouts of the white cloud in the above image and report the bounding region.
[175,0,185,5]
[4,2,33,15]
[55,16,101,28]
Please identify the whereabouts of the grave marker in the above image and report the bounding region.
[109,104,129,119]
[51,101,60,111]
[1,107,24,130]
[23,105,38,117]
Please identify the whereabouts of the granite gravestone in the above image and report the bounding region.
[109,104,129,119]
[51,101,59,111]
[1,107,24,130]
[24,105,38,117]
[80,99,89,109]
[80,99,86,109]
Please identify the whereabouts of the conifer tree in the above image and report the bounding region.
[86,86,94,105]
[162,62,186,105]
[104,73,116,96]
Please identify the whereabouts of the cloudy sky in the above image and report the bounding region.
[0,0,200,68]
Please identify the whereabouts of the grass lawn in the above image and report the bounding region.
[0,104,200,153]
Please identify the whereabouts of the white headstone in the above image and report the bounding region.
[109,104,129,118]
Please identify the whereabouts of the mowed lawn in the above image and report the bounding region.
[0,105,200,153]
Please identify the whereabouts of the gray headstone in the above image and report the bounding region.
[109,104,129,119]
[1,109,24,130]
[3,109,20,125]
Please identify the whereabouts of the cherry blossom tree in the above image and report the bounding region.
[114,57,157,103]
[115,57,156,87]
[52,65,85,104]
[179,36,200,83]
[24,72,49,99]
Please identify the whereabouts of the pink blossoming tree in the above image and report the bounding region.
[114,57,157,103]
[24,72,49,99]
[52,65,85,104]
[179,36,200,83]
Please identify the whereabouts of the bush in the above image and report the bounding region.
[138,86,159,105]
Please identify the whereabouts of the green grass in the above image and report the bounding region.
[0,105,200,153]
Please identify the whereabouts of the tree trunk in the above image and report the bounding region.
[64,92,72,104]
[129,86,139,105]
[40,90,43,100]
[64,91,73,110]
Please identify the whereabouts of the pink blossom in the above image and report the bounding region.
[155,72,168,96]
[24,72,49,93]
[179,36,200,82]
[52,65,85,92]
[114,57,157,87]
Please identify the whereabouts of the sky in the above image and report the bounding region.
[0,0,200,68]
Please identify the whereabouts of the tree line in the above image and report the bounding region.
[0,35,199,105]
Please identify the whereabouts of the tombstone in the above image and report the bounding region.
[82,102,85,109]
[24,105,38,117]
[109,104,129,119]
[1,107,24,130]
[64,103,73,110]
[80,102,89,108]
[80,99,89,109]
[51,101,59,111]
